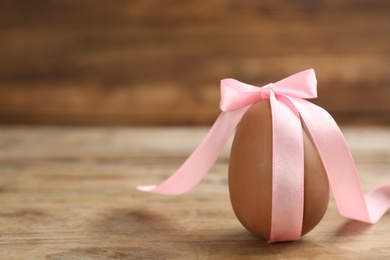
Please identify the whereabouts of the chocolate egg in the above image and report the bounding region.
[228,100,330,240]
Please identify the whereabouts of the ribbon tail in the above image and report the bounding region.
[137,106,251,195]
[289,97,390,223]
[269,92,304,242]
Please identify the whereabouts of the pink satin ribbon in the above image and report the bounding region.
[138,69,390,242]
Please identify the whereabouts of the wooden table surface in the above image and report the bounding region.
[0,126,389,259]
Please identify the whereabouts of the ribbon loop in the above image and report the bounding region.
[273,69,317,99]
[219,78,265,112]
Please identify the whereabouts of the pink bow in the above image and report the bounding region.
[138,69,390,243]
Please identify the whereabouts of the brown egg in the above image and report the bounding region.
[228,100,329,241]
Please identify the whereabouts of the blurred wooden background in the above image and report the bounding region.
[0,0,389,126]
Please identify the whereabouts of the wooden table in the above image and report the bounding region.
[0,126,389,259]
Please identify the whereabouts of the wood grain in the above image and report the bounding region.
[0,126,389,259]
[0,0,389,125]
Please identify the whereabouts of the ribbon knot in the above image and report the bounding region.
[138,69,390,243]
[260,83,273,100]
